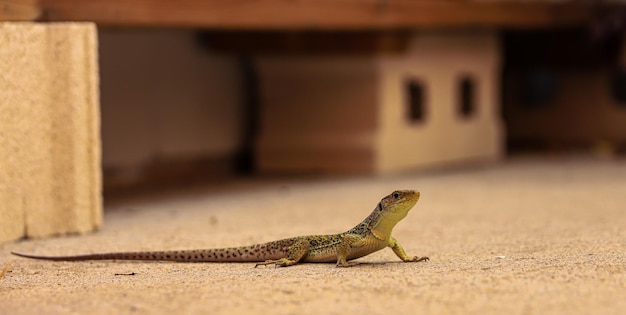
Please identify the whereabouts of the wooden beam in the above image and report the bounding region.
[0,0,614,29]
[0,0,41,21]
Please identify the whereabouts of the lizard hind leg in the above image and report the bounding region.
[254,239,310,268]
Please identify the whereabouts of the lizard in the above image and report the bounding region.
[11,190,429,267]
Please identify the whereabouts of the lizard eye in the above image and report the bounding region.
[393,192,400,199]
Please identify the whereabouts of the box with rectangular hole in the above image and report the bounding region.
[0,23,102,243]
[255,32,504,174]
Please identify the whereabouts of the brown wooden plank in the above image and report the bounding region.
[0,0,41,21]
[0,0,613,29]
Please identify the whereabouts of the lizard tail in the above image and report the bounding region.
[11,251,197,262]
[11,244,286,263]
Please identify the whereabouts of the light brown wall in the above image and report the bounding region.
[98,29,244,184]
[255,57,379,174]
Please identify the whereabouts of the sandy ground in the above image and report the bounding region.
[1,158,625,315]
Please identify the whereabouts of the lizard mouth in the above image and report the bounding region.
[397,190,420,204]
[384,190,420,214]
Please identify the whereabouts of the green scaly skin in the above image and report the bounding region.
[12,190,429,267]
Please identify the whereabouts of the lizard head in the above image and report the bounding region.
[366,190,420,239]
[379,190,420,219]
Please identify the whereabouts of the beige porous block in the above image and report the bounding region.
[0,22,102,243]
[256,32,503,174]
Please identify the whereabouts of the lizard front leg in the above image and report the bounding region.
[254,239,310,268]
[388,236,429,263]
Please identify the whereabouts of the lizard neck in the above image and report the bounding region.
[349,205,405,241]
[370,212,406,241]
[348,190,418,241]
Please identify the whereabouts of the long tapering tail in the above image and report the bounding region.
[11,242,289,263]
[11,250,219,262]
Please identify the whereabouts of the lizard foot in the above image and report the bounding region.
[404,256,429,263]
[336,261,359,267]
[254,258,297,268]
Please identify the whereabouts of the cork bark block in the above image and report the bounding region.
[0,22,102,243]
[256,32,503,174]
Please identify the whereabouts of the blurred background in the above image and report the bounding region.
[93,3,626,198]
[3,4,626,313]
